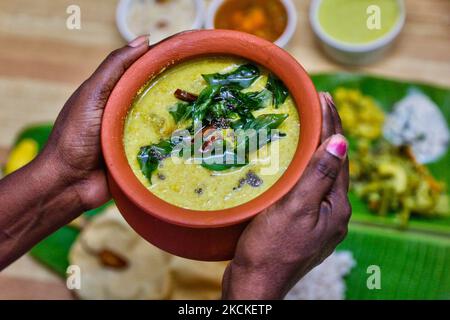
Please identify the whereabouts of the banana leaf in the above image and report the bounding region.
[337,224,450,299]
[313,73,450,299]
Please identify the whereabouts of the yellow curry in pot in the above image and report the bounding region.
[124,57,299,210]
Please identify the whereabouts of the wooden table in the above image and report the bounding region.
[0,0,449,299]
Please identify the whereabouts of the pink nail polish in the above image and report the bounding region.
[128,35,150,48]
[326,134,348,159]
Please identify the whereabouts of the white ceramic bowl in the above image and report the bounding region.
[205,0,298,48]
[310,0,405,65]
[116,0,205,44]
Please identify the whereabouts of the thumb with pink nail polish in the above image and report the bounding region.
[326,134,348,159]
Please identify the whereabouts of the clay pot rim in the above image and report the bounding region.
[101,30,321,229]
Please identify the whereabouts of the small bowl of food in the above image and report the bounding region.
[101,30,321,261]
[116,0,205,44]
[205,0,298,48]
[310,0,405,65]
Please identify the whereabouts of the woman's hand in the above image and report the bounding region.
[222,92,351,299]
[41,35,150,211]
[0,36,150,269]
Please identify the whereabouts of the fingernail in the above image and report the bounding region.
[319,92,328,107]
[128,35,150,48]
[324,92,336,108]
[326,134,348,159]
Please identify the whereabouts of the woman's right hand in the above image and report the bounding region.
[222,92,351,299]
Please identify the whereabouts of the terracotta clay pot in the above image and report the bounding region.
[101,30,321,261]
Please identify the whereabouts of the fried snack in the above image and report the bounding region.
[69,207,172,299]
[69,206,228,300]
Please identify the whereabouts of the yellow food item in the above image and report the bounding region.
[124,57,300,211]
[334,87,385,140]
[4,138,39,175]
[334,87,449,226]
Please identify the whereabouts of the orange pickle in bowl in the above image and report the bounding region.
[214,0,288,42]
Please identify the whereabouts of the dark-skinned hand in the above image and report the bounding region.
[222,93,351,299]
[0,36,150,269]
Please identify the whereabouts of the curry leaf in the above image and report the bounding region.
[266,73,289,108]
[235,113,288,153]
[231,113,287,131]
[232,113,289,162]
[208,100,234,119]
[137,140,174,184]
[245,88,273,108]
[242,113,289,130]
[192,85,220,123]
[217,87,271,110]
[202,64,260,89]
[168,102,193,123]
[215,86,271,123]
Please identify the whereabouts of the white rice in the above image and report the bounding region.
[383,89,449,164]
[285,251,356,300]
